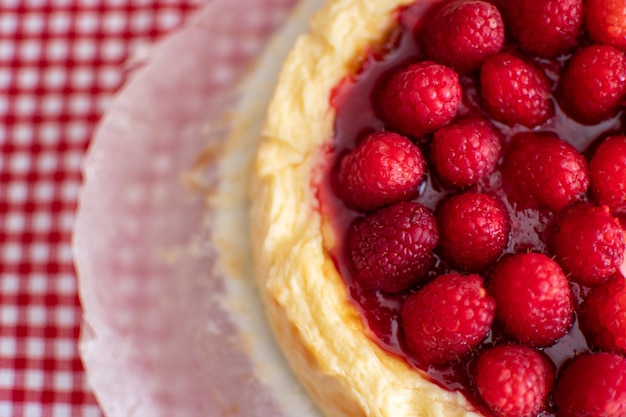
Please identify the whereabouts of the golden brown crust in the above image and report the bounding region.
[249,0,483,416]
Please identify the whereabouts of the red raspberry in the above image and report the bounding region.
[585,0,626,51]
[554,353,626,417]
[336,131,425,211]
[430,117,501,189]
[401,273,495,364]
[437,192,510,271]
[501,0,583,58]
[422,0,505,73]
[579,276,626,355]
[550,204,625,286]
[490,253,574,346]
[348,202,438,293]
[480,53,554,127]
[590,135,626,215]
[558,45,626,125]
[378,61,461,138]
[501,132,590,212]
[473,345,555,417]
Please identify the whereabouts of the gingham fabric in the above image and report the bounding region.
[0,1,201,415]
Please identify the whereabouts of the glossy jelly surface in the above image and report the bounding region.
[316,2,626,415]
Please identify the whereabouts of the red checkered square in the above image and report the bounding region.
[1,1,201,415]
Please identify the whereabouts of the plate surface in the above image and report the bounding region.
[73,0,324,415]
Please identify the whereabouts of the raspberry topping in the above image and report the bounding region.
[430,117,501,189]
[579,276,626,355]
[558,45,626,125]
[490,253,574,346]
[347,202,438,293]
[336,131,425,211]
[550,204,625,286]
[422,0,504,73]
[554,353,626,417]
[585,0,626,51]
[377,61,461,138]
[590,135,626,215]
[473,345,555,417]
[501,132,590,212]
[401,273,495,365]
[501,0,583,58]
[436,192,510,271]
[480,53,554,127]
[317,0,626,414]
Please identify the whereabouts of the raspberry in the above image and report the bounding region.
[430,117,501,189]
[348,202,438,293]
[501,0,583,58]
[377,61,461,138]
[422,0,504,73]
[401,273,495,365]
[558,45,626,125]
[480,53,554,127]
[579,276,626,355]
[585,0,626,51]
[490,253,574,346]
[550,204,625,286]
[473,345,555,417]
[501,132,590,212]
[336,131,425,211]
[554,353,626,417]
[590,135,626,215]
[437,192,510,271]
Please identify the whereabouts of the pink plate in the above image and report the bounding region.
[73,0,323,415]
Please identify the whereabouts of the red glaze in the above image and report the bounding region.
[313,1,626,416]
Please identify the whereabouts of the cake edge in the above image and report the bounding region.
[249,0,484,416]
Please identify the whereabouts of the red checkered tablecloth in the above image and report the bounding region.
[1,1,202,415]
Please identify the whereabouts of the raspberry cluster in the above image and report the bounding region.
[324,0,626,416]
